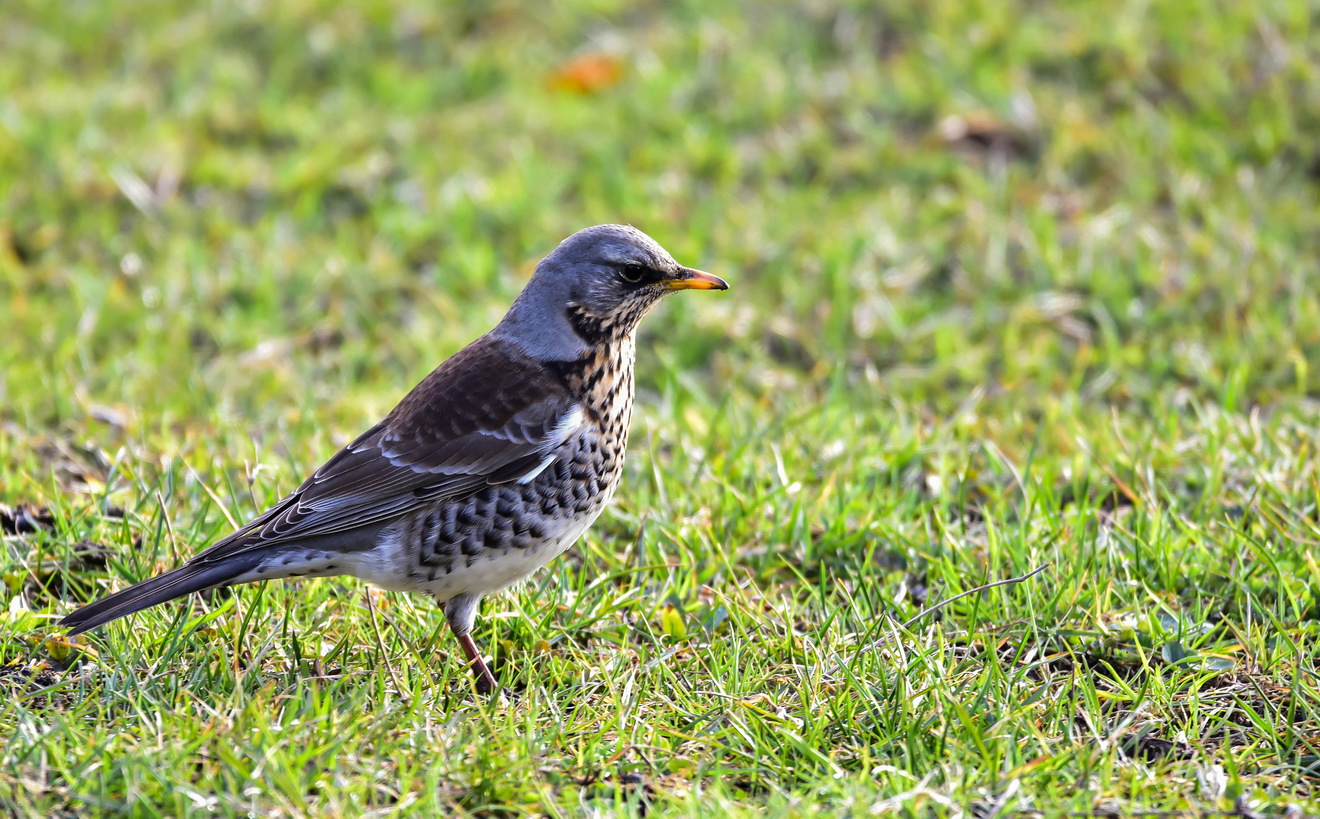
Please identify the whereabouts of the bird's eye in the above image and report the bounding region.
[619,263,648,284]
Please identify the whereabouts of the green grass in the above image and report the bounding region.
[4,0,1320,814]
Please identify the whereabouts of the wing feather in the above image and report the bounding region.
[191,336,579,564]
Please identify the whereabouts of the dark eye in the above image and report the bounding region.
[619,263,648,284]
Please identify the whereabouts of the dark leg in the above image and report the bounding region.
[454,631,499,695]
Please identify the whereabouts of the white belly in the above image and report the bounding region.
[342,507,603,603]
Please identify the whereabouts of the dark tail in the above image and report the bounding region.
[60,555,263,635]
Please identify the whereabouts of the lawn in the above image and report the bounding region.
[3,0,1320,815]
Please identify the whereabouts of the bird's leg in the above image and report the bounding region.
[454,631,499,695]
[444,593,500,695]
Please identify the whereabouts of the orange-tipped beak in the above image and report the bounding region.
[662,268,729,291]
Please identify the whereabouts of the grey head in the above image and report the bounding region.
[494,224,728,362]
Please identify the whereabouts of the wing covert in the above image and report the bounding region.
[192,336,580,564]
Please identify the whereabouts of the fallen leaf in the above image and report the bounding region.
[44,634,98,663]
[548,54,624,95]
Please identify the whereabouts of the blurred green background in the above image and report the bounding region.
[3,0,1320,815]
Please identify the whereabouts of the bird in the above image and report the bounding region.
[60,224,728,694]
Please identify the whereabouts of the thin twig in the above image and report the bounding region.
[899,563,1051,630]
[364,590,407,699]
[185,465,242,531]
[856,563,1052,657]
[154,490,180,563]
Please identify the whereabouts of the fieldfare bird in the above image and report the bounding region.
[61,225,728,694]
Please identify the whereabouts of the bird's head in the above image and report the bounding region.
[496,224,727,360]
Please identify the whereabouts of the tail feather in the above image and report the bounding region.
[60,555,263,636]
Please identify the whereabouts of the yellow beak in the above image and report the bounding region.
[661,268,729,291]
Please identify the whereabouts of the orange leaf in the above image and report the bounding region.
[547,54,624,95]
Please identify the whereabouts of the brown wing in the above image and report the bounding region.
[191,335,579,564]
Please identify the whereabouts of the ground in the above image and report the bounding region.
[2,0,1320,815]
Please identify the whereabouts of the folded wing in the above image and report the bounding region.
[192,335,580,564]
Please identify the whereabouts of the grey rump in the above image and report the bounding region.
[60,224,729,694]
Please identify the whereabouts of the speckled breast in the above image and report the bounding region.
[398,341,637,598]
